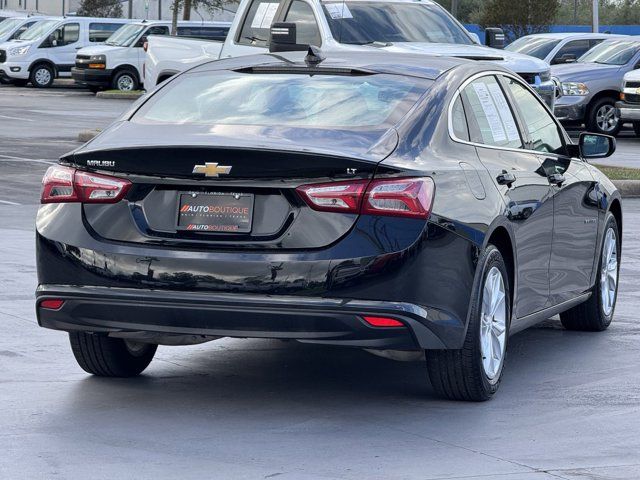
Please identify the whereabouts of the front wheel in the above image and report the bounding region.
[112,70,139,91]
[560,213,620,331]
[587,97,622,136]
[69,332,156,377]
[426,245,511,401]
[30,63,55,88]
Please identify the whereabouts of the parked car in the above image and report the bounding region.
[0,16,131,87]
[615,69,640,135]
[506,32,626,65]
[0,15,49,43]
[143,0,555,108]
[72,20,231,92]
[36,46,621,401]
[552,37,640,135]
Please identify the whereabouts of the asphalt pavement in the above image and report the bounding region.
[1,84,640,480]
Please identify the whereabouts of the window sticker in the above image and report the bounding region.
[472,82,506,143]
[251,2,279,29]
[487,83,520,143]
[324,2,353,19]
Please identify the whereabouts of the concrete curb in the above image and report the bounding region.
[96,91,144,100]
[612,180,640,197]
[77,130,101,142]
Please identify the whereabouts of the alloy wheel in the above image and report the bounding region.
[600,227,618,316]
[596,104,619,133]
[480,266,507,380]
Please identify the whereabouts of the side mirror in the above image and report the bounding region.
[269,23,308,52]
[579,132,616,159]
[136,35,148,48]
[485,27,505,49]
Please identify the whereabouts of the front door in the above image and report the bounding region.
[45,22,81,74]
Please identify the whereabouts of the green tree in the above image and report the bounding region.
[171,0,238,34]
[77,0,123,17]
[479,0,560,40]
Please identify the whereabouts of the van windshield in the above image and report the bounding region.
[321,1,473,45]
[17,19,58,40]
[0,18,22,37]
[105,23,145,47]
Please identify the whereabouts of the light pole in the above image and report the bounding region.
[592,0,599,33]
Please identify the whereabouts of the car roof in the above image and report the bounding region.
[192,50,475,81]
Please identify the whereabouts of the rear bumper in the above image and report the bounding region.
[616,101,640,121]
[71,67,112,87]
[36,285,452,349]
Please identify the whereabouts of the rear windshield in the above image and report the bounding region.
[505,37,560,60]
[132,72,430,128]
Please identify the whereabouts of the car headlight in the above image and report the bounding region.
[8,45,30,56]
[561,82,589,96]
[88,54,107,69]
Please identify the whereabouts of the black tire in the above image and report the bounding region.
[111,69,139,91]
[69,332,156,377]
[561,213,620,331]
[633,122,640,137]
[587,97,622,136]
[426,245,511,401]
[30,63,55,88]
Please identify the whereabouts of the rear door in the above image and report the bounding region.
[458,74,554,319]
[502,76,600,305]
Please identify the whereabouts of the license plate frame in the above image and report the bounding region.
[176,191,254,233]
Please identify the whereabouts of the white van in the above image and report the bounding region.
[0,15,49,43]
[0,16,131,87]
[72,20,230,92]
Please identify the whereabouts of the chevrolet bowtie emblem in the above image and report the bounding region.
[192,163,232,177]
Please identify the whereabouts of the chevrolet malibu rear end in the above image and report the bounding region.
[36,52,494,398]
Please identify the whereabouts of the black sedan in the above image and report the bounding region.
[35,50,622,401]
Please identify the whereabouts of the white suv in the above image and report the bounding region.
[0,16,131,87]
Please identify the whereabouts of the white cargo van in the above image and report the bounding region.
[72,20,230,92]
[0,16,131,87]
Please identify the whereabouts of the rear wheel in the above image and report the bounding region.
[560,213,619,331]
[587,97,621,136]
[112,69,139,91]
[426,245,510,401]
[69,332,156,377]
[30,63,55,88]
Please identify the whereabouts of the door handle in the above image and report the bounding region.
[548,173,565,186]
[496,171,516,187]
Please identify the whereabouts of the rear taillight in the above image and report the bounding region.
[296,177,434,219]
[41,165,131,204]
[143,41,148,52]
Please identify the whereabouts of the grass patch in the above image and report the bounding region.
[593,164,640,180]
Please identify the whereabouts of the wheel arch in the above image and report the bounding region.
[587,90,620,111]
[28,59,57,75]
[485,225,516,316]
[113,64,140,81]
[157,70,178,85]
[608,197,623,246]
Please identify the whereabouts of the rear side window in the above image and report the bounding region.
[146,25,170,36]
[89,23,124,42]
[132,72,430,129]
[450,96,469,141]
[284,0,321,46]
[177,26,230,41]
[462,76,522,149]
[237,0,280,47]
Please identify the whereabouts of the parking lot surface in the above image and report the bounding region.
[1,85,640,479]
